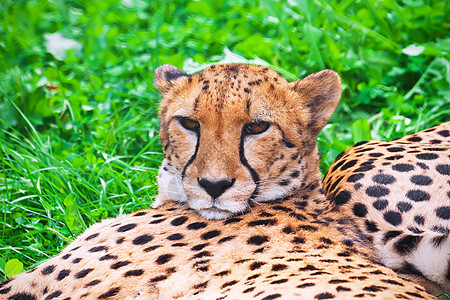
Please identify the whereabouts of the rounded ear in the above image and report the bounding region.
[154,64,190,93]
[290,70,341,135]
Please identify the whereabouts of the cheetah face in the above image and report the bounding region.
[154,64,341,219]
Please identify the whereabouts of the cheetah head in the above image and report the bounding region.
[154,64,341,220]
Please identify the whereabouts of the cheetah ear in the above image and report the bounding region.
[154,64,190,93]
[290,70,342,135]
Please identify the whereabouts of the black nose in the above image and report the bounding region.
[198,178,236,199]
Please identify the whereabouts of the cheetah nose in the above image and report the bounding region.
[198,178,236,199]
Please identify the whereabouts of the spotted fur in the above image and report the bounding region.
[0,64,436,299]
[324,121,450,294]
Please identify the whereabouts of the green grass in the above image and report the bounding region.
[0,0,448,283]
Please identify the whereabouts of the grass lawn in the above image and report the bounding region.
[0,0,448,281]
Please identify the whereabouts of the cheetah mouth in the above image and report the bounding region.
[197,206,244,220]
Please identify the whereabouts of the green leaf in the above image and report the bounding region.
[64,193,87,234]
[5,259,23,277]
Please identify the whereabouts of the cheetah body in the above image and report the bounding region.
[324,122,450,293]
[0,64,438,299]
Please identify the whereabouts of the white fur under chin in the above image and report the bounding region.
[197,207,235,220]
[154,159,187,207]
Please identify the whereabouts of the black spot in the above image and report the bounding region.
[88,246,107,252]
[336,286,351,292]
[61,254,71,260]
[150,275,168,283]
[278,179,290,186]
[368,152,383,157]
[340,160,357,170]
[373,199,388,210]
[297,283,315,288]
[156,254,174,265]
[85,233,99,240]
[347,173,364,182]
[244,88,250,93]
[221,280,238,289]
[436,164,450,175]
[396,201,412,212]
[406,190,430,202]
[272,264,287,271]
[365,220,379,232]
[247,235,269,245]
[247,274,260,280]
[110,261,131,269]
[372,174,396,184]
[298,225,317,231]
[72,258,82,263]
[75,268,93,278]
[249,261,266,270]
[193,251,212,259]
[386,155,402,160]
[410,175,432,185]
[299,265,319,271]
[191,243,208,251]
[363,285,387,292]
[167,233,184,241]
[243,287,255,293]
[416,153,438,160]
[292,237,306,244]
[365,186,389,197]
[352,203,368,217]
[99,254,118,261]
[414,215,425,225]
[98,287,120,299]
[334,190,351,205]
[271,279,288,284]
[384,211,402,226]
[42,265,56,275]
[248,219,277,226]
[149,218,165,224]
[117,223,137,232]
[262,294,282,300]
[133,211,146,216]
[381,279,404,286]
[57,269,70,281]
[214,270,230,277]
[437,129,450,137]
[201,230,221,240]
[85,279,101,287]
[132,234,153,245]
[395,235,423,254]
[124,269,144,277]
[407,136,422,142]
[290,171,300,178]
[116,237,125,244]
[431,235,448,247]
[417,162,429,170]
[399,262,424,277]
[392,164,414,172]
[187,222,207,230]
[354,165,374,172]
[218,236,235,243]
[436,206,450,220]
[383,230,402,243]
[44,291,62,300]
[282,226,293,234]
[315,292,335,299]
[171,216,188,226]
[0,287,11,294]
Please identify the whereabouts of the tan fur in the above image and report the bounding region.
[0,64,437,299]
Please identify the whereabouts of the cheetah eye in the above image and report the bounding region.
[244,121,271,135]
[177,117,200,131]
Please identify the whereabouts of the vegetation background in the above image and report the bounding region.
[0,0,448,279]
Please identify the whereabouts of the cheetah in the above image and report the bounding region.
[0,64,434,299]
[323,121,450,294]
